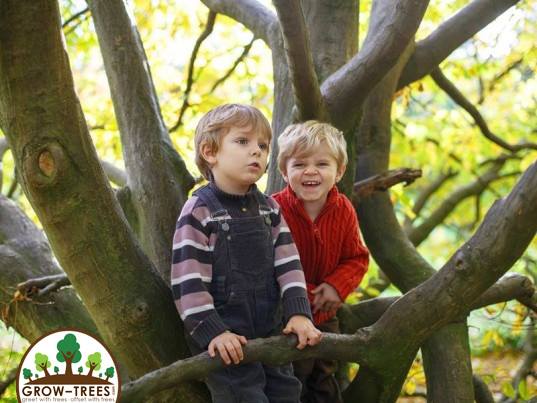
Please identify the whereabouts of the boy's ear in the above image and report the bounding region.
[336,164,347,183]
[200,141,217,165]
[281,170,289,184]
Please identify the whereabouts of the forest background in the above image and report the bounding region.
[0,0,536,401]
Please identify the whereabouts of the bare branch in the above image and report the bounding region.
[121,333,368,403]
[488,57,523,94]
[169,11,216,133]
[353,168,422,201]
[210,38,255,92]
[321,0,429,130]
[199,0,278,47]
[412,170,458,218]
[100,160,126,187]
[62,7,89,28]
[431,67,537,152]
[398,0,521,88]
[17,274,70,298]
[406,160,506,246]
[272,0,326,121]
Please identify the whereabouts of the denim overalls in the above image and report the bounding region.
[190,184,301,403]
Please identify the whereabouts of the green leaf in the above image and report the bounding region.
[501,382,515,398]
[518,379,529,400]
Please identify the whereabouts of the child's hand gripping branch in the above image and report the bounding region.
[311,282,343,314]
[283,315,322,349]
[208,331,248,365]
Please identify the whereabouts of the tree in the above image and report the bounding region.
[34,353,52,378]
[54,366,59,375]
[78,366,84,375]
[0,0,535,402]
[105,367,115,382]
[56,334,82,377]
[22,369,33,381]
[85,352,102,377]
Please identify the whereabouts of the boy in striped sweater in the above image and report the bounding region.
[171,104,321,403]
[273,121,369,403]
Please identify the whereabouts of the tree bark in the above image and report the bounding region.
[87,0,195,280]
[0,195,98,342]
[0,1,193,386]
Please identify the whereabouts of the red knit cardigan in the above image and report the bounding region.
[273,185,369,325]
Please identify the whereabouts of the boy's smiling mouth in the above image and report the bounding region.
[302,181,320,187]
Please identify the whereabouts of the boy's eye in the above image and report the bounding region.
[318,162,329,167]
[259,143,268,150]
[235,138,248,145]
[292,163,304,168]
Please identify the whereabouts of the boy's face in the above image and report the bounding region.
[283,142,345,205]
[202,125,269,194]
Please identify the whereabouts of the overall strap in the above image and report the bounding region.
[253,189,273,226]
[193,185,229,221]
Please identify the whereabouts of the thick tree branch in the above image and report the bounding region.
[199,0,278,47]
[210,38,255,92]
[431,67,537,152]
[272,0,326,121]
[0,137,8,191]
[0,0,191,379]
[169,11,216,133]
[369,161,537,361]
[473,375,495,403]
[406,160,506,246]
[339,274,535,334]
[353,168,422,201]
[87,0,195,279]
[321,0,430,131]
[0,367,17,397]
[121,333,367,402]
[398,0,521,88]
[0,195,98,341]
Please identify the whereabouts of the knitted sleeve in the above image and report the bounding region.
[267,197,312,322]
[170,196,229,349]
[323,196,370,301]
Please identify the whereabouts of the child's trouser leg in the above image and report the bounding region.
[205,362,269,403]
[292,317,343,403]
[263,362,302,403]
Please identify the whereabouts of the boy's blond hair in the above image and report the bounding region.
[194,104,272,179]
[277,121,348,174]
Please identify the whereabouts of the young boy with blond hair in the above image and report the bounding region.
[273,121,369,403]
[171,104,322,403]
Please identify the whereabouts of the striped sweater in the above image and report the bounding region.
[171,184,312,348]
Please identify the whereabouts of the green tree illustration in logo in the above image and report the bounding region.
[34,352,52,377]
[56,333,81,376]
[23,368,33,381]
[54,366,59,375]
[78,366,83,375]
[105,367,115,381]
[86,352,102,377]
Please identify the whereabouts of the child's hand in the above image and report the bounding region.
[208,331,247,365]
[283,315,322,349]
[311,283,342,313]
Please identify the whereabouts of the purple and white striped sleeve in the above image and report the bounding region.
[171,196,229,348]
